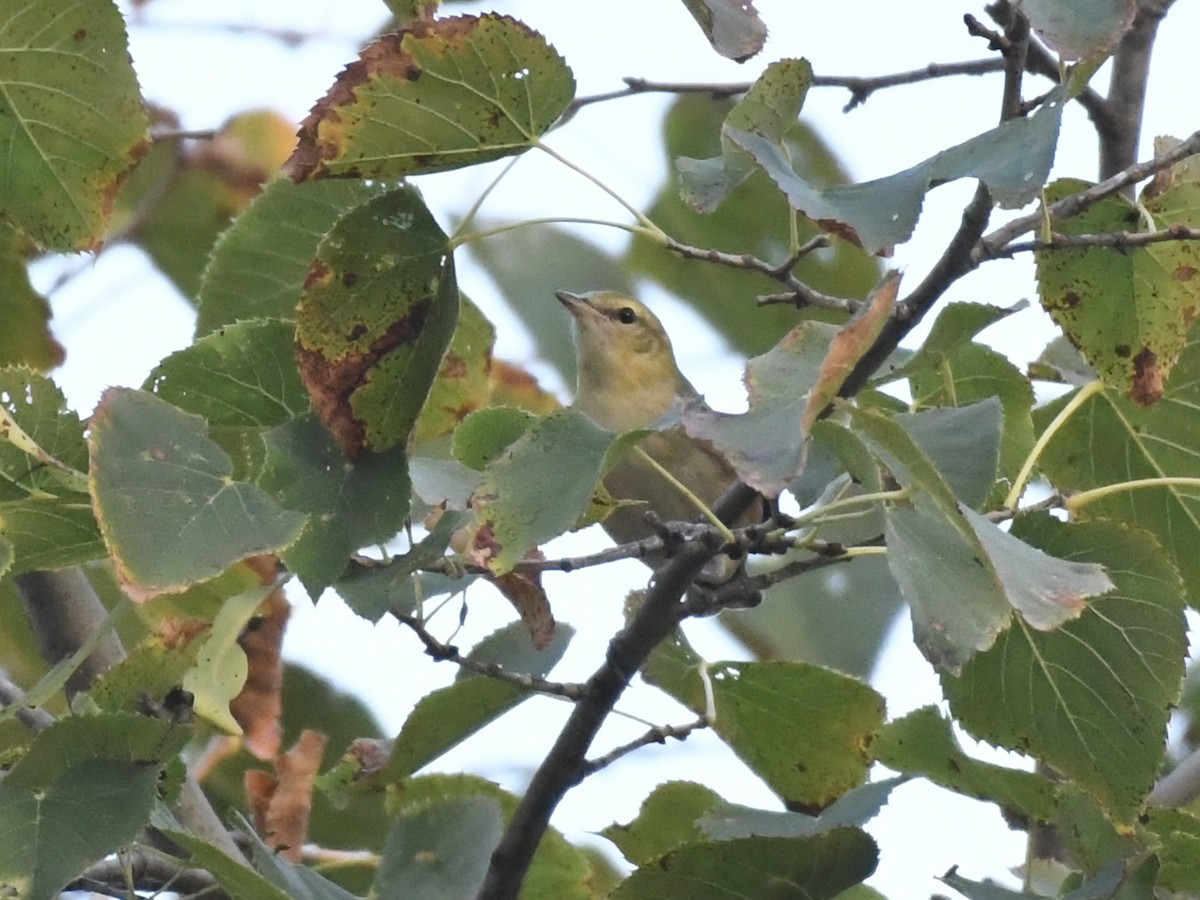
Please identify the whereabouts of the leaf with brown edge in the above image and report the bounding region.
[294,185,458,457]
[285,14,574,181]
[802,271,899,438]
[245,730,327,861]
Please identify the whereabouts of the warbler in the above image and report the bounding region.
[557,290,759,592]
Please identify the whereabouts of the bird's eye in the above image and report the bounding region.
[617,307,637,324]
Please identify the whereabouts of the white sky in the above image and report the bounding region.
[34,0,1200,894]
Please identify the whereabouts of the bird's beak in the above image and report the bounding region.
[555,290,596,321]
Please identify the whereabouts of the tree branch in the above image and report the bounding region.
[975,128,1200,259]
[0,669,54,732]
[1097,0,1177,183]
[580,716,709,778]
[477,483,759,900]
[997,224,1200,255]
[393,613,587,700]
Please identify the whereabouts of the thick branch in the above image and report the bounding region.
[478,483,759,900]
[1098,0,1176,182]
[13,568,125,699]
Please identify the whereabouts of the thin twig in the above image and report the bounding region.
[999,224,1200,255]
[393,613,587,700]
[661,235,862,315]
[975,128,1200,260]
[565,60,1007,119]
[580,717,709,777]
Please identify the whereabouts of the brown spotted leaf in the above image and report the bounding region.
[295,185,458,457]
[285,14,574,181]
[1035,178,1200,405]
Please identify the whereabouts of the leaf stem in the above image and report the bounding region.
[453,155,524,237]
[1066,477,1200,513]
[632,446,736,545]
[449,215,648,250]
[791,486,911,531]
[1005,380,1106,510]
[533,139,665,237]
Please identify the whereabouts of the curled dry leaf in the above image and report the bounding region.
[245,729,328,862]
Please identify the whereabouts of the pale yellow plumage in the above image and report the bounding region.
[557,290,754,577]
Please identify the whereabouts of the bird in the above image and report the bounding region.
[557,289,760,596]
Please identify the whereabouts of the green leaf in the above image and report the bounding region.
[1035,343,1200,600]
[285,14,575,180]
[380,623,573,780]
[453,407,536,470]
[645,636,885,809]
[731,87,1068,253]
[154,824,292,900]
[389,774,594,900]
[1035,178,1200,404]
[874,706,1057,823]
[0,368,89,502]
[677,0,768,62]
[295,185,458,457]
[412,297,496,444]
[379,796,506,900]
[255,415,412,597]
[0,713,185,900]
[0,0,148,250]
[87,627,209,714]
[147,319,310,426]
[892,400,1003,511]
[466,408,616,573]
[681,319,830,497]
[0,495,104,573]
[943,515,1187,825]
[88,388,306,595]
[628,96,880,357]
[335,566,477,622]
[0,759,161,900]
[678,59,812,211]
[698,778,903,841]
[852,405,1112,672]
[1146,808,1200,892]
[125,110,295,301]
[240,814,363,900]
[0,224,61,369]
[609,829,878,900]
[183,585,273,733]
[1021,0,1136,59]
[603,782,725,865]
[197,177,391,334]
